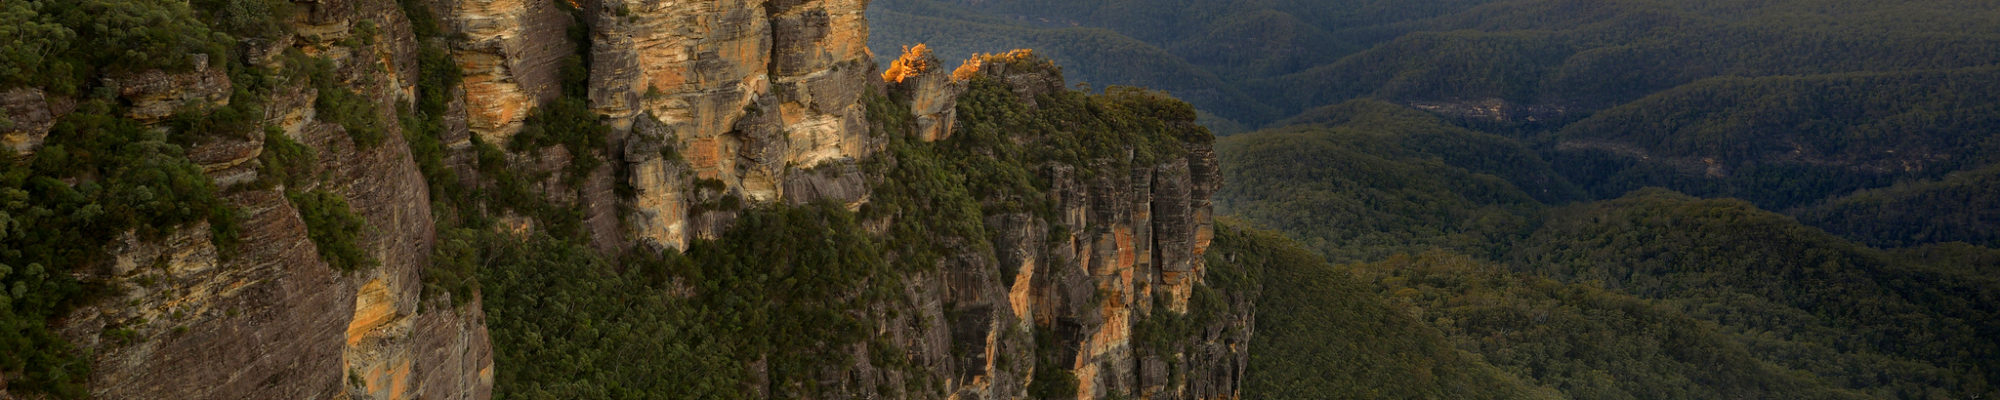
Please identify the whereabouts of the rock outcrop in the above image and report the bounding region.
[0,87,71,155]
[1019,118,1240,400]
[105,55,234,124]
[37,0,1247,399]
[868,49,1251,400]
[884,44,967,142]
[592,0,875,250]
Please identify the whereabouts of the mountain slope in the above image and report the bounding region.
[1214,222,1559,400]
[1353,251,1868,400]
[1795,165,2000,248]
[1215,100,1568,264]
[1512,190,2000,396]
[1215,100,2000,398]
[1551,66,2000,210]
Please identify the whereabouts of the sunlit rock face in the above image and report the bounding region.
[592,0,876,250]
[884,44,967,142]
[444,0,576,143]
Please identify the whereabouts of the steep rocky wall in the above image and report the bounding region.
[443,0,576,142]
[592,0,875,250]
[892,58,1251,400]
[47,1,492,399]
[1036,141,1241,400]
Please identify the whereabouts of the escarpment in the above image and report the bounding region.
[13,1,490,399]
[6,1,1248,399]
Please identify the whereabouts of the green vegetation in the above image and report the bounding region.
[1795,165,2000,248]
[949,67,1207,171]
[1216,100,1562,264]
[473,231,745,399]
[471,48,1227,397]
[1026,329,1081,399]
[287,189,374,271]
[866,61,1210,271]
[0,101,236,397]
[1217,221,1559,400]
[1218,96,2000,398]
[1354,251,1867,399]
[509,97,608,185]
[255,127,318,189]
[0,0,229,94]
[1512,190,1998,397]
[295,52,390,148]
[1552,66,2000,210]
[11,0,1996,398]
[480,203,909,399]
[0,0,312,396]
[189,0,295,41]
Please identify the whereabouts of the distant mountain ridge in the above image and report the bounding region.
[871,0,2000,132]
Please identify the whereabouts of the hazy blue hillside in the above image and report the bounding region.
[871,0,2000,131]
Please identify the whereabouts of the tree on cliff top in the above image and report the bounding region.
[882,43,936,83]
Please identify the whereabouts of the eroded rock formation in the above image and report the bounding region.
[41,0,1248,399]
[592,0,875,250]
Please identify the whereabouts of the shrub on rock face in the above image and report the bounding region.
[288,189,374,272]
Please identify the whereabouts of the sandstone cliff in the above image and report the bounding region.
[590,0,877,251]
[15,0,1249,399]
[33,1,491,399]
[908,52,1250,400]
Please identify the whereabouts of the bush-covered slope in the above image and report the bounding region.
[1551,66,2000,210]
[1794,165,2000,248]
[1215,100,1571,264]
[1215,222,1559,400]
[1217,100,2000,398]
[1511,190,1999,397]
[1353,251,1868,400]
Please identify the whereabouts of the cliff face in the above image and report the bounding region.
[963,71,1245,400]
[443,0,574,142]
[589,0,876,250]
[42,1,490,399]
[34,0,1246,399]
[870,49,1250,400]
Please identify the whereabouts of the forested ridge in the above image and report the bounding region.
[1213,99,2000,398]
[872,0,2000,131]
